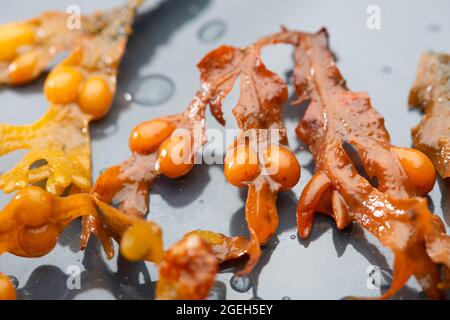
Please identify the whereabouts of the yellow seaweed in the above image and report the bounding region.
[0,104,91,194]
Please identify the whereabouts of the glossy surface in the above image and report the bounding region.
[0,105,91,194]
[0,187,95,257]
[0,0,449,300]
[289,29,449,299]
[224,145,260,187]
[393,146,436,196]
[92,89,206,219]
[0,185,164,262]
[263,145,301,191]
[156,230,257,299]
[78,76,113,119]
[0,273,16,300]
[44,67,84,104]
[129,119,175,154]
[409,52,450,179]
[156,235,217,300]
[8,50,41,85]
[198,35,292,271]
[0,23,35,62]
[158,135,195,178]
[0,0,140,198]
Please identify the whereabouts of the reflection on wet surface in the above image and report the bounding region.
[427,23,441,33]
[198,19,227,43]
[128,74,175,106]
[230,274,252,293]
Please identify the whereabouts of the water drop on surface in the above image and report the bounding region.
[290,234,296,240]
[129,74,175,106]
[282,296,291,300]
[207,287,226,300]
[198,20,227,43]
[123,92,133,102]
[381,66,392,74]
[230,274,251,293]
[100,123,119,136]
[198,199,205,204]
[8,275,18,288]
[427,23,441,33]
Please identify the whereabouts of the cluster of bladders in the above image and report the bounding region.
[0,22,40,84]
[44,57,114,120]
[0,13,114,117]
[0,2,446,300]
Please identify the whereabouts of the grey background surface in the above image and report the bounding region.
[0,0,449,299]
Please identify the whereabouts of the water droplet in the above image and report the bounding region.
[381,66,392,74]
[129,74,175,106]
[198,20,227,43]
[100,123,119,136]
[123,92,133,102]
[230,274,251,293]
[8,275,19,288]
[207,287,226,300]
[290,234,296,240]
[282,296,291,300]
[427,23,441,33]
[198,199,205,204]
